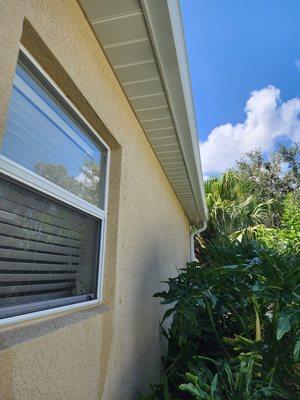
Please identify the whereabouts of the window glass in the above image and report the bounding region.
[0,176,100,319]
[0,50,108,321]
[1,61,107,208]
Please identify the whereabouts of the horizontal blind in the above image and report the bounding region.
[0,176,100,319]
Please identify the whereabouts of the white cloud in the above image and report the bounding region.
[295,59,300,70]
[200,86,300,175]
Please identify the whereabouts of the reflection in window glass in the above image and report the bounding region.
[1,62,107,208]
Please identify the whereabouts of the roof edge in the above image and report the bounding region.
[140,0,208,224]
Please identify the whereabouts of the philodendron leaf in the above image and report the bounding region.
[276,310,300,340]
[277,314,291,340]
[161,306,176,323]
[224,363,234,389]
[294,339,300,362]
[223,265,238,270]
[179,383,205,398]
[211,374,218,394]
[204,290,217,308]
[292,284,300,301]
[186,372,200,386]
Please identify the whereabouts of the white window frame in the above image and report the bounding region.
[0,45,111,326]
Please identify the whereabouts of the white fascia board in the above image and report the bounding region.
[140,0,208,224]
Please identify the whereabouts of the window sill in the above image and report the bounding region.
[0,303,109,350]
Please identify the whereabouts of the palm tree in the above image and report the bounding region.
[203,171,273,242]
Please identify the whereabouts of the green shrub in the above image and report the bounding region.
[140,241,300,399]
[139,145,300,399]
[257,192,300,253]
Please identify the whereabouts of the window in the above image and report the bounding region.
[0,47,109,323]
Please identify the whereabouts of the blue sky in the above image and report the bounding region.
[180,0,300,175]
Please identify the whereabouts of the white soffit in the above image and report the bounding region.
[79,0,208,224]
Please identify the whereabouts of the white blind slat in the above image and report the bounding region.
[0,222,80,247]
[0,261,79,272]
[1,282,75,295]
[0,235,81,256]
[0,272,77,282]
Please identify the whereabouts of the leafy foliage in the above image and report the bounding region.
[203,172,273,243]
[257,192,300,253]
[236,145,299,205]
[139,145,300,400]
[202,145,299,244]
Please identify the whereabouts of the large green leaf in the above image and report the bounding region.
[277,309,300,340]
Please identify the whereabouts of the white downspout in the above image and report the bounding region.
[190,221,207,261]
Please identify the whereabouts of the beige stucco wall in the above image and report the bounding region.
[0,1,190,399]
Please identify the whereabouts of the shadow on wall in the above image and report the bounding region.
[112,238,174,399]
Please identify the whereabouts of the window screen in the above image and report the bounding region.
[0,48,108,321]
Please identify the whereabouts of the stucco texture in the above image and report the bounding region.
[0,1,190,399]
